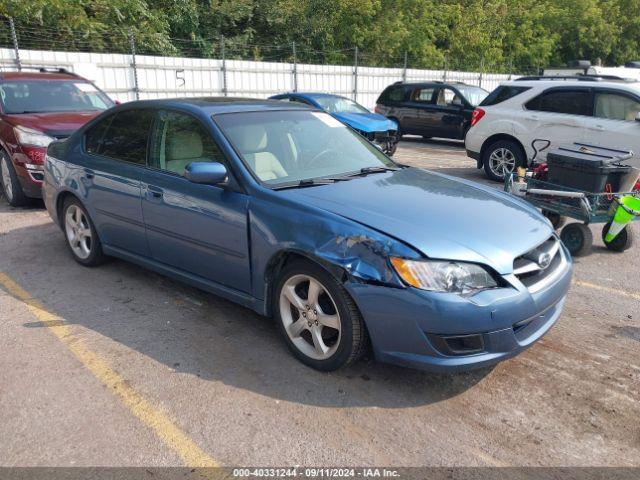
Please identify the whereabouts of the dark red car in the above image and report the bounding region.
[0,69,114,206]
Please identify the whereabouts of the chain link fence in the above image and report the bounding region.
[0,17,535,109]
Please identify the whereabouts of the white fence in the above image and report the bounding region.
[0,48,517,109]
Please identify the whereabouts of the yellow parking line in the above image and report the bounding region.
[574,280,640,301]
[0,272,219,467]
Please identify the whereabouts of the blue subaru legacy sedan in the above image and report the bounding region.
[269,92,399,155]
[43,98,572,373]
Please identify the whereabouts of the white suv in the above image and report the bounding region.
[465,76,640,181]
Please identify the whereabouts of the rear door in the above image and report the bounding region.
[141,109,251,293]
[518,87,591,161]
[431,87,467,139]
[81,108,154,256]
[404,86,438,135]
[586,89,640,166]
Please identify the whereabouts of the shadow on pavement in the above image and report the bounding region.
[1,221,492,409]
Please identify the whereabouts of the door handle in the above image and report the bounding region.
[83,169,95,180]
[594,124,605,131]
[147,185,163,198]
[527,114,539,121]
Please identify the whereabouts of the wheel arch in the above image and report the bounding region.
[479,134,527,167]
[55,190,84,228]
[263,249,349,318]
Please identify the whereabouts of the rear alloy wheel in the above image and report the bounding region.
[63,198,105,266]
[0,151,28,207]
[483,140,525,182]
[275,260,367,371]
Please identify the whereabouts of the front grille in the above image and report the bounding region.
[513,236,566,293]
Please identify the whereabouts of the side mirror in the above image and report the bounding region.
[185,162,228,186]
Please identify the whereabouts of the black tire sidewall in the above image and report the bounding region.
[274,260,359,371]
[602,222,634,252]
[483,139,525,182]
[561,223,593,256]
[62,197,104,266]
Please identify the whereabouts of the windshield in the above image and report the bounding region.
[456,86,489,106]
[312,96,370,114]
[0,80,113,114]
[216,110,396,187]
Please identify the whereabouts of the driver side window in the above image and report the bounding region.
[150,110,225,175]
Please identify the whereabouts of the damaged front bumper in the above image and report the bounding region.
[344,254,572,373]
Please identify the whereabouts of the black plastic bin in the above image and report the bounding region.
[547,143,634,192]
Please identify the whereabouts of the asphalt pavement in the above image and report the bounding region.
[0,138,638,468]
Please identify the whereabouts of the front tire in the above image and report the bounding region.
[0,151,28,207]
[483,139,526,182]
[62,197,105,266]
[274,260,367,371]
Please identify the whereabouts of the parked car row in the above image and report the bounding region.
[0,68,576,374]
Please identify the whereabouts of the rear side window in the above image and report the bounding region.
[525,89,593,116]
[87,109,155,164]
[411,87,436,103]
[480,86,531,106]
[379,86,406,103]
[85,116,112,154]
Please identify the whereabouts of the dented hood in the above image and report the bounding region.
[279,168,553,274]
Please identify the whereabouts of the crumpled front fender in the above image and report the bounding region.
[248,194,419,312]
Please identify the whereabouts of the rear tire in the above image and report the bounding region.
[483,139,526,182]
[274,259,368,371]
[602,222,634,252]
[0,151,28,207]
[62,197,106,266]
[560,223,593,257]
[542,210,566,230]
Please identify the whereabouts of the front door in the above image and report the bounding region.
[80,108,154,256]
[585,89,640,169]
[141,109,251,293]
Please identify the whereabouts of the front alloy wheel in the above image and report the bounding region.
[275,261,367,371]
[0,152,28,206]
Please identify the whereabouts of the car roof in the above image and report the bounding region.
[0,71,84,81]
[120,97,316,114]
[509,79,640,91]
[391,81,472,88]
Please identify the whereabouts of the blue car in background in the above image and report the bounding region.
[43,97,572,373]
[269,92,400,155]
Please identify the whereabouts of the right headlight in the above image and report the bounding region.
[390,257,498,294]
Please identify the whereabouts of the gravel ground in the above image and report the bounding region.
[0,138,638,468]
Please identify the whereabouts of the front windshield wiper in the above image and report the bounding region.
[271,177,349,191]
[342,166,400,177]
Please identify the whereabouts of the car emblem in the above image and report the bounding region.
[537,252,552,269]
